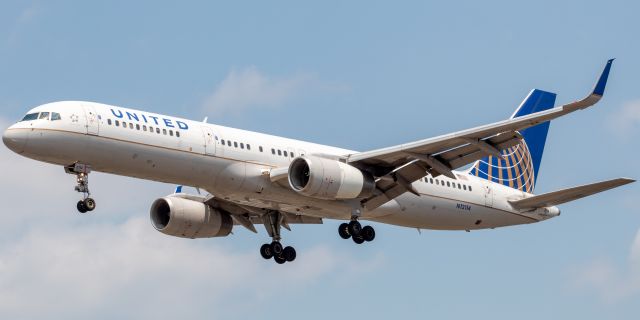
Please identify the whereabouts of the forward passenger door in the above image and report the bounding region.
[82,104,100,135]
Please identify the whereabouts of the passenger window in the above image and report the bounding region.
[156,128,160,134]
[469,186,473,191]
[240,143,244,149]
[163,129,167,135]
[291,152,295,157]
[21,113,39,121]
[115,120,120,126]
[176,131,180,137]
[221,139,225,145]
[39,112,50,120]
[234,141,238,148]
[283,151,288,157]
[129,123,134,129]
[149,126,153,132]
[51,112,61,121]
[143,125,147,131]
[271,148,275,155]
[136,124,140,130]
[169,130,174,136]
[277,150,282,156]
[108,119,112,125]
[247,144,251,150]
[463,185,467,191]
[458,183,461,189]
[430,178,434,184]
[259,146,263,152]
[446,181,450,187]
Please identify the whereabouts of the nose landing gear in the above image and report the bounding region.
[65,163,96,213]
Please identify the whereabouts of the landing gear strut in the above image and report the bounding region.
[260,210,296,264]
[339,218,375,244]
[65,163,96,213]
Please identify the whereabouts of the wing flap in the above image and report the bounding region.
[509,178,634,210]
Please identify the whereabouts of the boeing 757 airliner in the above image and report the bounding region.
[2,60,634,264]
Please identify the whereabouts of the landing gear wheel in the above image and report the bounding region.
[348,220,362,237]
[84,198,96,211]
[274,255,287,264]
[260,244,273,259]
[338,223,351,239]
[76,200,87,213]
[283,246,296,262]
[362,225,375,242]
[270,241,283,256]
[352,235,365,244]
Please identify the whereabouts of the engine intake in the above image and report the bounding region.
[288,155,374,200]
[150,197,233,238]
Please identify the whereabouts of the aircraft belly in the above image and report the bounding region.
[370,193,537,230]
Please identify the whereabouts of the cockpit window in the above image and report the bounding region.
[51,112,61,121]
[39,112,50,120]
[21,113,39,121]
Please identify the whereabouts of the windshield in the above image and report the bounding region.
[21,113,39,121]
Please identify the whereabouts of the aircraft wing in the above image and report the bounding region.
[346,59,614,210]
[170,192,322,234]
[508,178,635,210]
[202,194,322,233]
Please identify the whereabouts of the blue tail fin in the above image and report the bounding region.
[469,89,556,193]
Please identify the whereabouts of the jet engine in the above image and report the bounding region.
[150,197,233,238]
[288,155,375,200]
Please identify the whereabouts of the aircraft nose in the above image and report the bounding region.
[2,127,28,154]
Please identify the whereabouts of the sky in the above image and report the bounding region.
[1,1,639,319]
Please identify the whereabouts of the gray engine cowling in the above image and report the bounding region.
[288,155,375,200]
[150,197,233,238]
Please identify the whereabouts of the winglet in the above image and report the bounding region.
[592,58,614,96]
[175,185,183,193]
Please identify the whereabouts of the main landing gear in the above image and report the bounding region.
[338,219,375,244]
[260,210,296,264]
[65,163,96,213]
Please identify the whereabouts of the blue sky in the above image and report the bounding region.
[1,1,639,319]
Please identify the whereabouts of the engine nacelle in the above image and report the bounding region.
[150,197,233,238]
[288,155,375,200]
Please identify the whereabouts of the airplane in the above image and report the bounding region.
[2,59,634,264]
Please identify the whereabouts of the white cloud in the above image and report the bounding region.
[606,100,640,137]
[6,3,43,46]
[0,217,350,320]
[571,228,640,303]
[202,66,313,114]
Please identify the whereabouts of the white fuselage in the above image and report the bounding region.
[3,101,559,231]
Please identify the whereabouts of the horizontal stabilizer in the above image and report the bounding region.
[509,178,635,210]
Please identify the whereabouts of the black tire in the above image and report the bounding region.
[77,200,87,213]
[352,235,365,244]
[338,223,351,239]
[348,220,362,237]
[362,225,375,242]
[274,255,286,264]
[283,246,296,262]
[260,243,273,259]
[270,241,283,255]
[84,198,96,211]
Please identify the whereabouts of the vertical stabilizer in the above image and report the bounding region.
[469,89,556,193]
